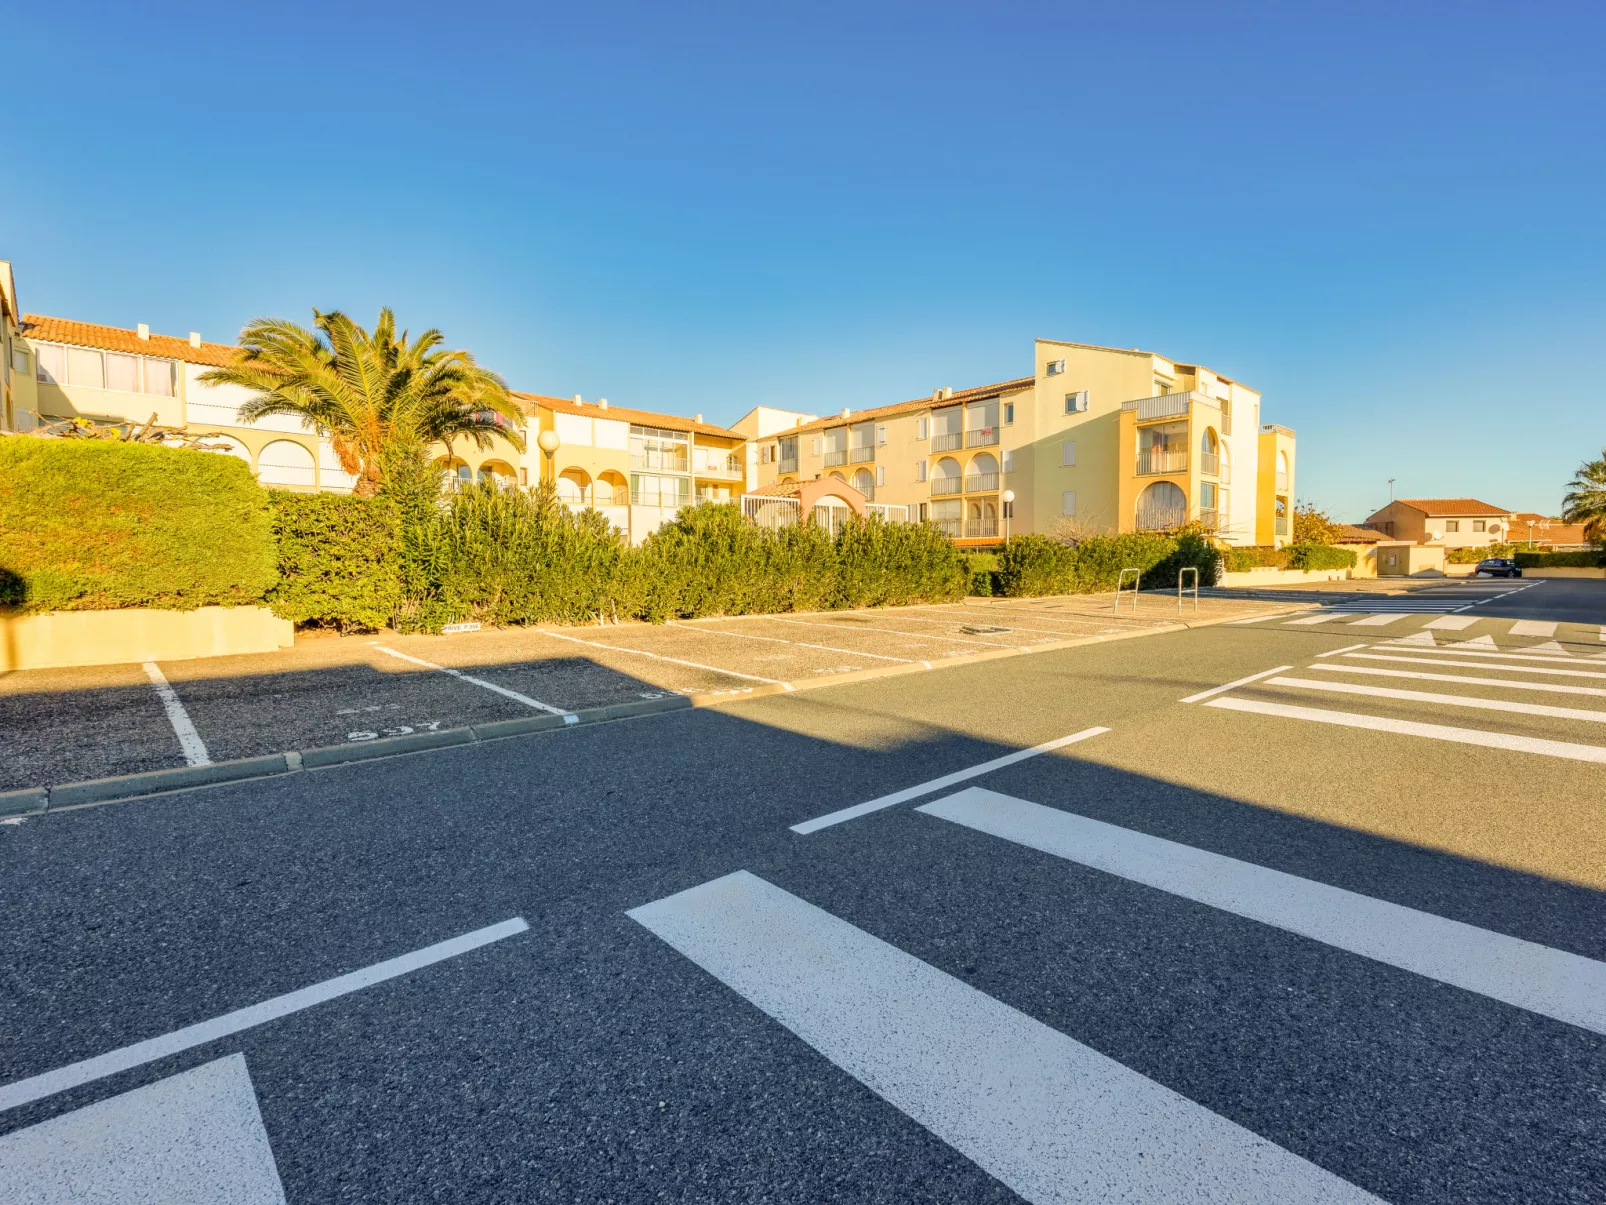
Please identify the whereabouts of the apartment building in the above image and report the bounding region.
[748,339,1296,546]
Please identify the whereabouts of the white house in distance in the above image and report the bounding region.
[1362,498,1517,551]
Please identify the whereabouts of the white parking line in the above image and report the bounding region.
[1343,652,1606,680]
[1423,615,1479,631]
[374,646,577,719]
[1266,676,1606,725]
[771,616,1019,649]
[1309,662,1606,699]
[790,727,1110,834]
[920,788,1606,1036]
[142,662,211,767]
[536,629,788,686]
[678,622,924,665]
[1314,643,1370,658]
[1178,665,1293,704]
[1203,696,1606,764]
[0,917,529,1114]
[630,872,1380,1204]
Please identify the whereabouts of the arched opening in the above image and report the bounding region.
[257,440,317,489]
[435,457,471,489]
[850,467,875,500]
[557,468,591,506]
[1199,428,1219,477]
[478,459,517,488]
[1135,480,1187,531]
[931,456,962,497]
[965,499,998,538]
[201,434,253,468]
[828,470,847,483]
[966,452,999,493]
[597,470,628,507]
[1276,450,1290,491]
[318,441,359,493]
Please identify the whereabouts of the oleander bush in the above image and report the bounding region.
[267,492,403,632]
[0,436,278,613]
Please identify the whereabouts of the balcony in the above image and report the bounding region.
[1121,391,1200,421]
[824,449,848,467]
[930,476,963,496]
[630,490,689,508]
[1200,452,1219,477]
[931,432,963,452]
[964,519,999,539]
[631,452,688,473]
[1136,448,1188,476]
[779,456,798,474]
[1135,505,1188,531]
[964,472,999,493]
[933,518,963,537]
[1275,515,1288,537]
[965,428,999,448]
[1197,508,1220,531]
[848,446,876,465]
[696,460,744,480]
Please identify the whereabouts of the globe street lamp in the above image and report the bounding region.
[536,428,560,485]
[1001,489,1015,542]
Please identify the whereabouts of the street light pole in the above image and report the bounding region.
[537,428,561,487]
[1001,489,1014,543]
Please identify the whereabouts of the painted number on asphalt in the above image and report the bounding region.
[347,721,443,742]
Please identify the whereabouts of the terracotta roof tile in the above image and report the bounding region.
[20,314,242,369]
[1394,498,1513,517]
[788,376,1037,436]
[1333,523,1386,543]
[512,391,742,441]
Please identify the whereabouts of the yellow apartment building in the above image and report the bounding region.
[747,338,1296,546]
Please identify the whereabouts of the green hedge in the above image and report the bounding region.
[1448,543,1515,563]
[964,552,1000,596]
[994,532,1217,597]
[1223,544,1355,572]
[1223,546,1289,572]
[0,437,278,613]
[1514,549,1604,568]
[267,493,403,632]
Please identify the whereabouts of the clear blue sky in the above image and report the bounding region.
[5,1,1601,520]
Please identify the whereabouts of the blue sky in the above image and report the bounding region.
[5,1,1601,519]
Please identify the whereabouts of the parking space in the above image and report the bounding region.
[0,592,1300,794]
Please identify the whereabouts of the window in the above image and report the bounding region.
[1473,520,1486,533]
[1003,402,1014,424]
[11,347,27,375]
[812,437,821,455]
[918,502,929,522]
[1002,499,1014,519]
[1156,379,1171,396]
[875,465,886,486]
[1062,491,1076,516]
[915,459,927,482]
[106,352,140,393]
[143,358,174,397]
[1062,441,1076,467]
[916,416,929,440]
[67,347,104,388]
[1064,390,1088,414]
[1002,449,1013,473]
[876,424,887,446]
[1046,359,1065,376]
[1445,520,1459,533]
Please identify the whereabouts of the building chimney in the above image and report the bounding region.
[942,387,953,400]
[573,395,583,404]
[598,399,608,409]
[840,407,851,418]
[188,332,201,348]
[695,413,703,423]
[137,324,150,340]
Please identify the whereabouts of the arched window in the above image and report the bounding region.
[201,434,253,468]
[966,452,999,492]
[1135,480,1187,530]
[850,467,874,497]
[257,440,316,489]
[932,456,962,496]
[557,469,590,505]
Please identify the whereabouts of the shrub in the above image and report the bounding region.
[831,517,968,608]
[1223,546,1290,572]
[268,492,403,632]
[1448,543,1515,564]
[0,436,278,613]
[964,552,999,596]
[1148,531,1224,588]
[1285,543,1356,571]
[1067,532,1179,592]
[994,531,1197,596]
[995,534,1079,596]
[1514,549,1605,568]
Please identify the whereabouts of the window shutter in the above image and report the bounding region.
[916,460,926,482]
[916,417,928,440]
[812,437,821,455]
[1062,441,1075,467]
[1002,449,1014,473]
[876,424,887,445]
[876,465,885,486]
[1062,491,1076,516]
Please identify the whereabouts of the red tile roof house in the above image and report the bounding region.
[1509,512,1594,550]
[1362,498,1516,551]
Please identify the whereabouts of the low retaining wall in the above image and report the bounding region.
[0,606,294,671]
[1219,567,1351,587]
[1522,567,1605,579]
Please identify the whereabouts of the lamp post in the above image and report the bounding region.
[1001,489,1015,543]
[536,428,560,487]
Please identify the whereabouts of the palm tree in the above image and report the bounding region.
[1562,449,1606,542]
[200,308,524,496]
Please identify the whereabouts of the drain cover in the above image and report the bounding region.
[960,625,1011,635]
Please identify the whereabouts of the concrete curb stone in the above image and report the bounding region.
[1,787,49,817]
[49,754,292,810]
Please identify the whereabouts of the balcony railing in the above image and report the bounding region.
[1276,473,1289,492]
[1197,507,1220,531]
[1200,452,1220,476]
[931,432,963,452]
[1121,391,1197,421]
[930,477,963,496]
[779,456,798,473]
[696,462,744,480]
[631,452,688,473]
[965,428,999,448]
[1136,448,1188,475]
[964,472,999,493]
[1135,506,1188,531]
[965,519,999,539]
[1275,515,1289,536]
[824,450,848,467]
[630,491,689,509]
[848,446,876,464]
[933,518,963,537]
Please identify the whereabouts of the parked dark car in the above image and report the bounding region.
[1475,557,1522,578]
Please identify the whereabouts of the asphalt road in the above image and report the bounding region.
[1,579,1603,1203]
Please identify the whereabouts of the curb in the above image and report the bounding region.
[17,601,1304,816]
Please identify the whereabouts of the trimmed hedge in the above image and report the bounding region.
[0,437,278,613]
[1223,544,1355,572]
[994,532,1217,597]
[1514,549,1605,568]
[267,493,403,631]
[1448,543,1515,564]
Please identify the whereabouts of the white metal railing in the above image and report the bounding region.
[1135,506,1187,531]
[931,432,963,452]
[965,519,999,538]
[1136,448,1188,475]
[930,477,963,496]
[933,517,963,537]
[824,449,848,467]
[1121,391,1197,420]
[866,503,910,523]
[965,428,999,448]
[630,489,690,507]
[1275,515,1289,536]
[964,472,999,493]
[779,457,798,473]
[1200,452,1219,476]
[742,494,801,528]
[696,462,743,480]
[631,452,688,472]
[848,447,876,464]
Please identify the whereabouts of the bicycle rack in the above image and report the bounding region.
[1177,566,1199,614]
[1115,567,1142,613]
